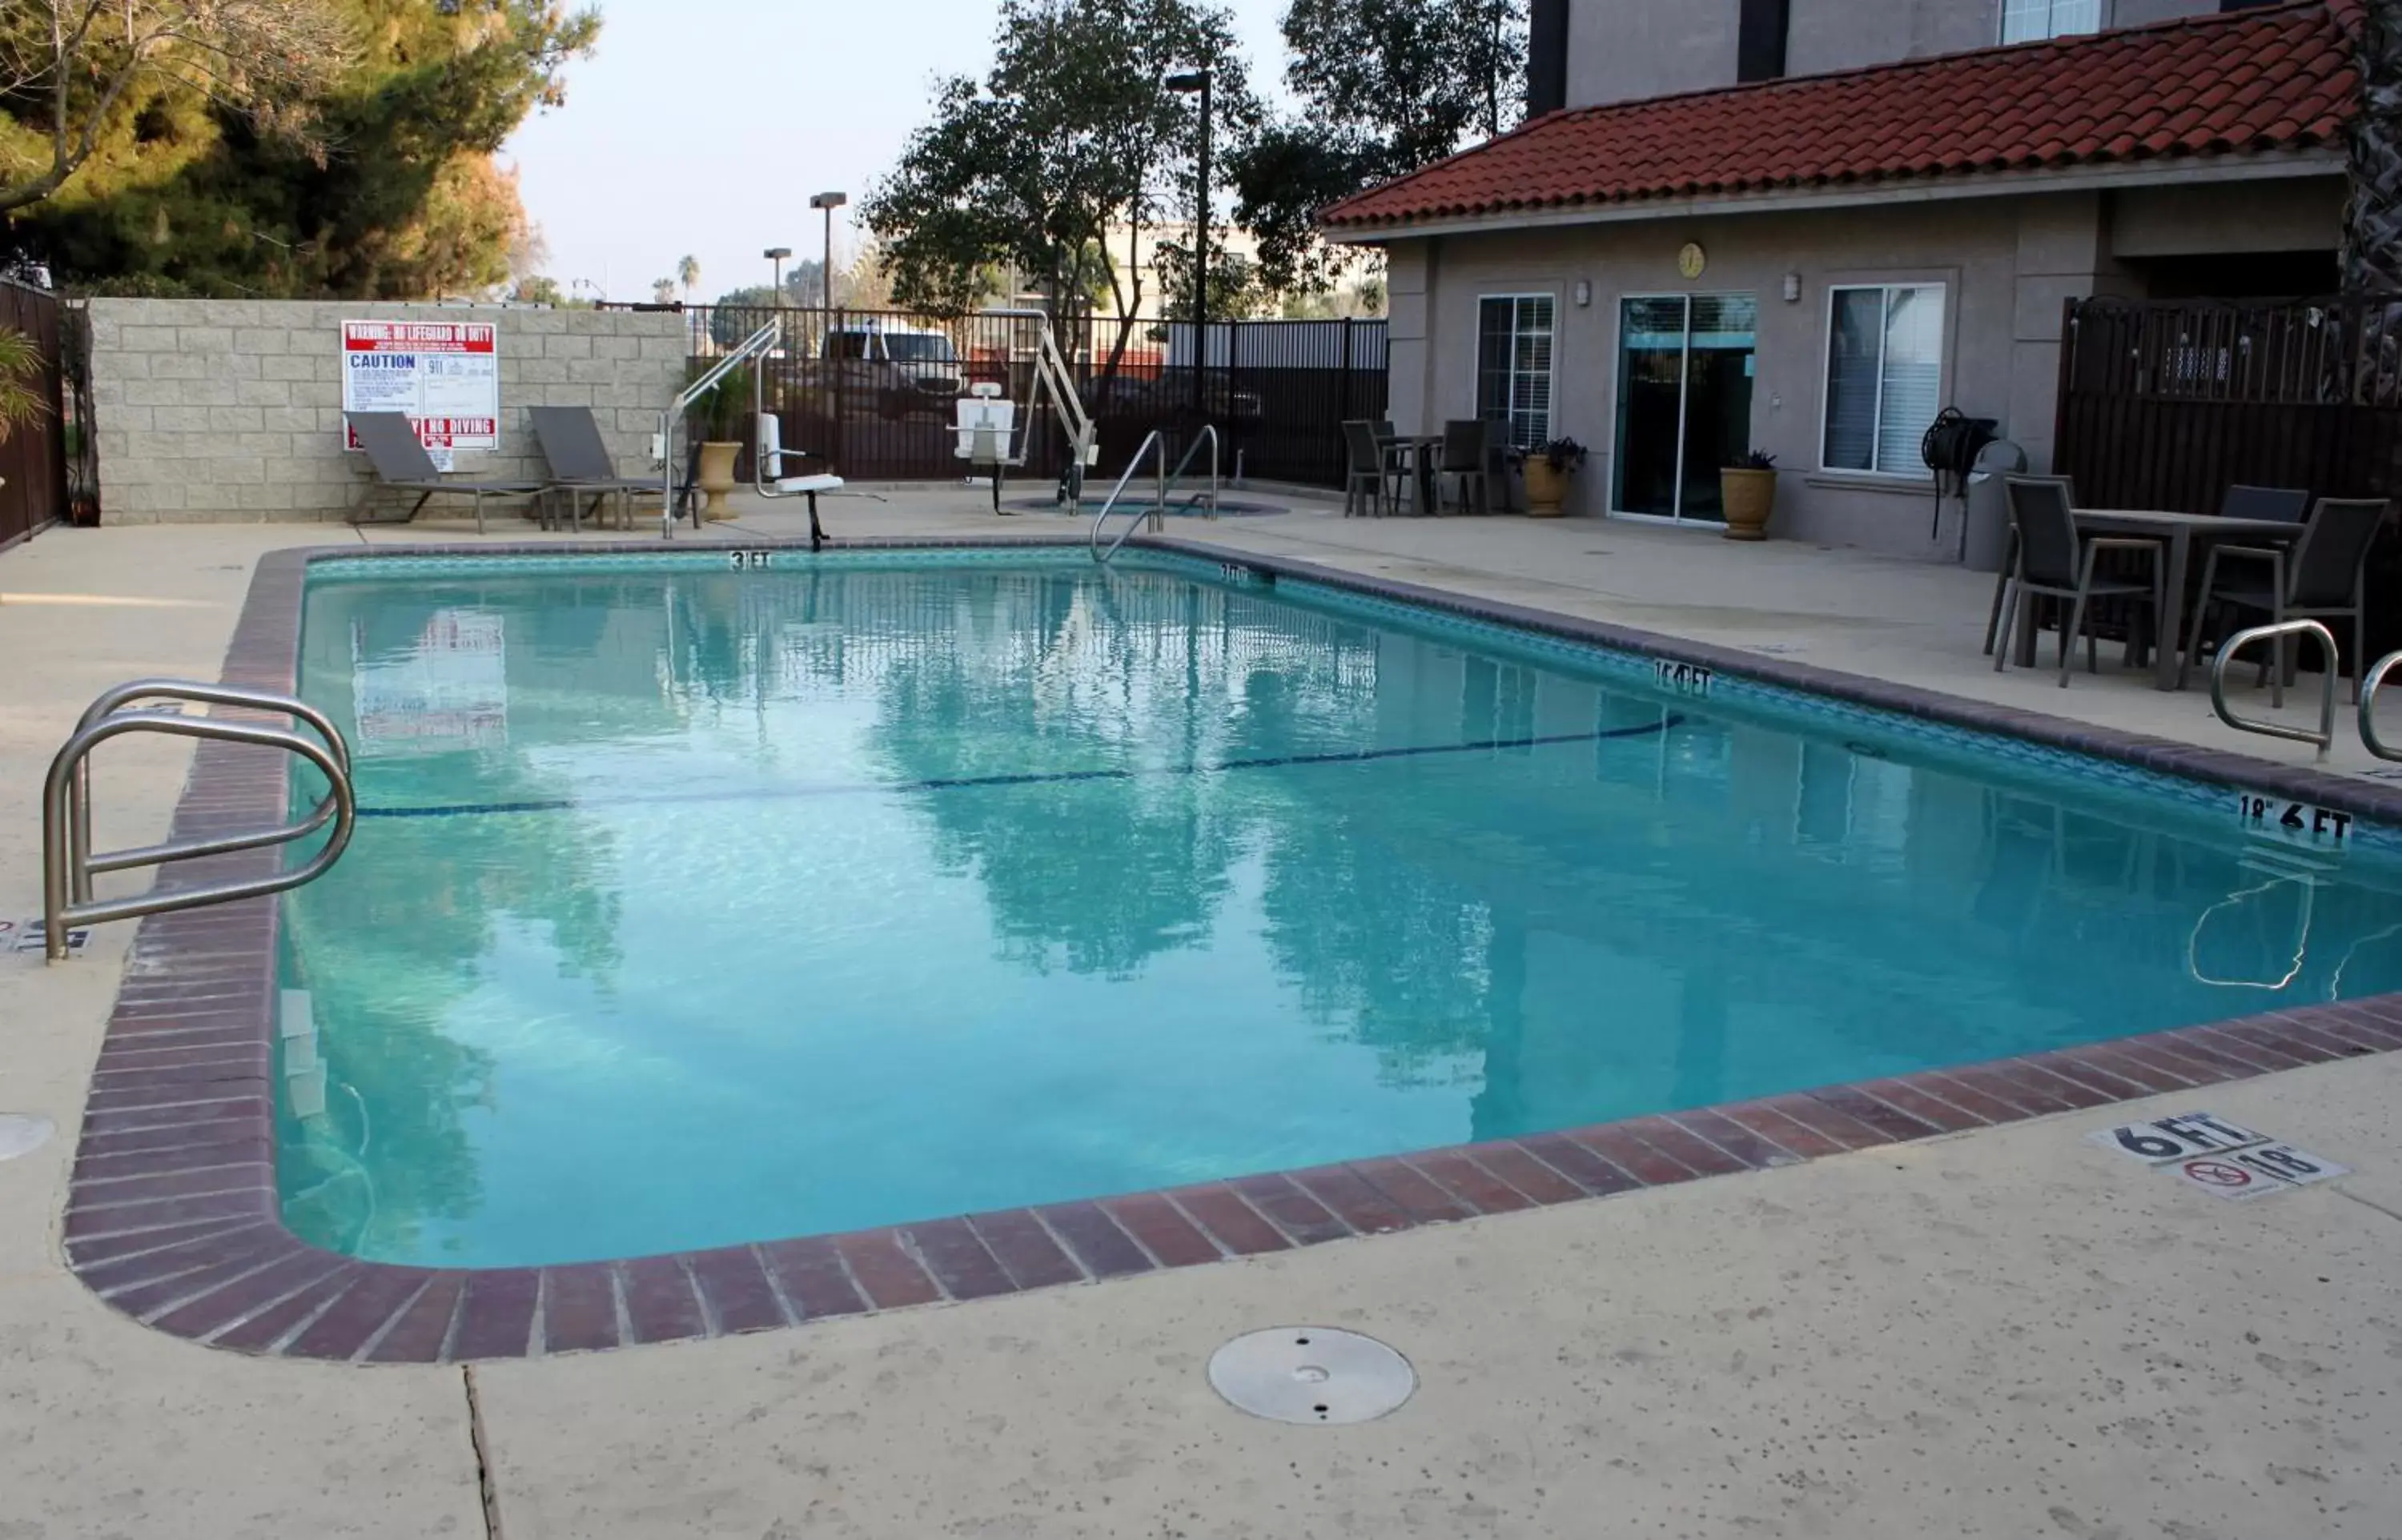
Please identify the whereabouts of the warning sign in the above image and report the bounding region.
[2173,1156,2282,1201]
[2090,1112,2352,1202]
[340,319,500,468]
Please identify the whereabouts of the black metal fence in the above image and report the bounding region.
[609,303,1388,491]
[2052,294,2402,661]
[0,278,72,547]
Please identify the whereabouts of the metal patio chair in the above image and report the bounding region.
[2179,495,2390,705]
[1994,475,2165,687]
[1440,419,1493,515]
[1982,473,2072,656]
[2218,483,2311,523]
[1342,419,1405,518]
[344,411,547,534]
[526,406,660,531]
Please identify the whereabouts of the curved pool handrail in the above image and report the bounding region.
[2359,649,2402,763]
[2208,620,2336,762]
[1091,429,1167,563]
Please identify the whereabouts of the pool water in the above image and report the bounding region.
[278,552,2402,1267]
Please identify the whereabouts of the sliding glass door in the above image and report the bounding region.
[1612,295,1757,524]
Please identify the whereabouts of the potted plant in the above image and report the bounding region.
[1720,450,1778,540]
[689,360,753,520]
[1512,437,1589,518]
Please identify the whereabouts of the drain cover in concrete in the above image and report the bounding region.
[0,1115,55,1162]
[1207,1326,1415,1425]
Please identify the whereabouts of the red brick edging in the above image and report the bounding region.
[59,541,2402,1362]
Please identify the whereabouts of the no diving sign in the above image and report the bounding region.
[2089,1112,2349,1203]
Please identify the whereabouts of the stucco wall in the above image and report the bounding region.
[1569,0,2223,108]
[1380,185,2235,555]
[86,299,685,523]
[2110,178,2347,258]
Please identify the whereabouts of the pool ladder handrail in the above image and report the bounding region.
[2360,649,2402,763]
[42,681,356,962]
[1091,424,1219,563]
[2208,620,2338,762]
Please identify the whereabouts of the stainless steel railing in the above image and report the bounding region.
[2208,620,2337,762]
[2360,650,2402,764]
[1091,423,1219,563]
[42,681,356,961]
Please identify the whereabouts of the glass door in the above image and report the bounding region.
[1612,295,1757,524]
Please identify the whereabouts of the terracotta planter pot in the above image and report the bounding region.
[1521,458,1573,517]
[1719,467,1777,540]
[697,441,741,520]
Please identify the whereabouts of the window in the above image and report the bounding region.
[1822,284,1945,475]
[1476,295,1556,449]
[2000,0,2100,43]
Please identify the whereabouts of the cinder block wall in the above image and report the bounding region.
[86,299,686,523]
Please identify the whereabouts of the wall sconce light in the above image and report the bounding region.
[1781,271,1802,303]
[1573,279,1593,308]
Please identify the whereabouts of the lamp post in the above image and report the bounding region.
[1165,70,1211,415]
[808,192,848,311]
[764,247,792,302]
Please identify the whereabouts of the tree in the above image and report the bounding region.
[862,0,1255,379]
[676,252,699,300]
[2343,0,2402,293]
[1227,0,1525,293]
[0,0,351,215]
[650,276,676,303]
[0,325,46,440]
[1151,240,1269,321]
[4,0,599,298]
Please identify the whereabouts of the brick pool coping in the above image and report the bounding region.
[61,534,2402,1363]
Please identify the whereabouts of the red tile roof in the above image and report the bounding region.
[1320,1,2356,231]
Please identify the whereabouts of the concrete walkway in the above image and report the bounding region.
[2,502,2398,1538]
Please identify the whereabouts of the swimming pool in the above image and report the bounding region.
[268,546,2402,1273]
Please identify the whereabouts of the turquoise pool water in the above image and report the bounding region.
[278,551,2402,1267]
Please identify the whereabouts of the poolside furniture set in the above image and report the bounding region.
[1989,473,2390,699]
[1341,418,1512,517]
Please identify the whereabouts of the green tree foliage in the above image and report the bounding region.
[0,325,47,441]
[862,0,1255,375]
[2,0,598,298]
[1151,239,1270,322]
[1228,0,1525,293]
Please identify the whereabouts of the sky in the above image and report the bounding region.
[501,0,1295,306]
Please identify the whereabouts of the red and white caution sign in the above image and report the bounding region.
[2089,1111,2350,1202]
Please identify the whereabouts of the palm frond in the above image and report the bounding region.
[0,327,50,443]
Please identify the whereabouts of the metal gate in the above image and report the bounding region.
[0,278,70,547]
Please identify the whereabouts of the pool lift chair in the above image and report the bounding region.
[654,321,843,547]
[952,308,1100,510]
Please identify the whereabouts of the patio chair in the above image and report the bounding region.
[345,411,547,534]
[526,406,660,531]
[1342,419,1404,518]
[2179,495,2389,705]
[1982,473,2072,656]
[1994,475,2165,687]
[2219,483,2311,523]
[1440,419,1492,515]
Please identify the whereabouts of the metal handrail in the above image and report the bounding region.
[42,685,356,961]
[2361,650,2402,762]
[2209,619,2337,761]
[659,322,781,539]
[67,681,350,904]
[1091,424,1219,563]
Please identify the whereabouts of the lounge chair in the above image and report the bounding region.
[526,406,659,531]
[344,411,546,533]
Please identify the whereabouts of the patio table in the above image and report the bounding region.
[1380,435,1447,515]
[2067,508,2305,691]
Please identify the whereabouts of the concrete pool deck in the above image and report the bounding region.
[2,497,2400,1537]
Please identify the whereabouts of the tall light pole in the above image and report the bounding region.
[808,192,848,311]
[764,247,792,302]
[1165,70,1210,415]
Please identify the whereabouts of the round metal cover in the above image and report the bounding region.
[1207,1326,1416,1425]
[0,1114,55,1163]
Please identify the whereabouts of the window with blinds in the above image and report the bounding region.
[1476,295,1556,450]
[1821,284,1946,475]
[2000,0,2100,44]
